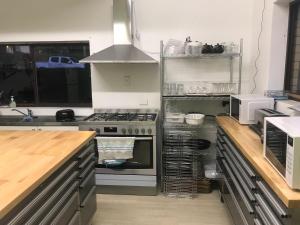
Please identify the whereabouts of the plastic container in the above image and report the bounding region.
[165,113,185,123]
[185,114,205,125]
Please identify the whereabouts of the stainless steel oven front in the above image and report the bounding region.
[95,135,156,176]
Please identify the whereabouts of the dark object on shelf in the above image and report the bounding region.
[212,44,225,54]
[201,43,214,54]
[56,109,75,122]
[197,178,212,193]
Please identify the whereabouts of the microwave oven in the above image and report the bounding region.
[230,95,274,124]
[264,117,300,189]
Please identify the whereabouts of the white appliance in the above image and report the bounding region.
[230,95,274,124]
[276,100,300,116]
[264,117,300,189]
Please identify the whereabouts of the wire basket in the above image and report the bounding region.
[162,131,208,198]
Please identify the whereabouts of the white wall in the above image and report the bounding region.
[250,0,290,94]
[0,0,290,114]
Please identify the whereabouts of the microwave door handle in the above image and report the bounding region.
[134,137,153,141]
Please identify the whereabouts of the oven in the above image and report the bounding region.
[95,135,156,176]
[78,110,159,195]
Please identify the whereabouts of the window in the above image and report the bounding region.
[285,1,300,95]
[0,42,92,107]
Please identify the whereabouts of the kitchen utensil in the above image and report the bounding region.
[56,109,75,122]
[201,43,214,54]
[185,114,205,125]
[212,44,224,54]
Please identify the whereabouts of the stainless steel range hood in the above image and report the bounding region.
[80,0,157,64]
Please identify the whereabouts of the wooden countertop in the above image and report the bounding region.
[217,116,300,208]
[0,131,95,219]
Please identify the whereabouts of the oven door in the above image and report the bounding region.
[95,136,156,175]
[264,121,287,177]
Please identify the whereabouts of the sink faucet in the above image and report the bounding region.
[11,109,35,121]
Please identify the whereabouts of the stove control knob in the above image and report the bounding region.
[95,128,101,134]
[141,128,145,134]
[148,128,152,135]
[135,129,139,134]
[122,128,126,134]
[128,128,133,134]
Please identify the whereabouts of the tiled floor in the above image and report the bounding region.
[92,191,233,225]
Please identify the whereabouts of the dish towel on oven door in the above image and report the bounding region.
[96,137,135,163]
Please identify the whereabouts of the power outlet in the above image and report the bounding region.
[139,97,148,106]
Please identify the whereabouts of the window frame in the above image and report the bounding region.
[285,0,300,95]
[0,41,92,107]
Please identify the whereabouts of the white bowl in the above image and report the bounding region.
[185,114,205,125]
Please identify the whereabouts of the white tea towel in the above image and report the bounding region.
[96,137,135,163]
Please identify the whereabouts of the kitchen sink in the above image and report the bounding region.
[0,115,84,126]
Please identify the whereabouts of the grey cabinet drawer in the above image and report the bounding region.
[77,143,95,161]
[79,152,95,170]
[222,135,257,178]
[256,180,288,219]
[222,144,256,191]
[27,180,79,225]
[79,159,96,179]
[50,191,79,225]
[254,193,284,225]
[6,162,78,225]
[68,212,80,225]
[79,169,96,203]
[80,186,97,225]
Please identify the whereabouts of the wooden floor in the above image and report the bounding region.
[92,191,233,225]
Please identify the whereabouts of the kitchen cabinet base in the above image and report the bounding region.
[97,185,157,196]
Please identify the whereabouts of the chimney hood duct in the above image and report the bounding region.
[80,0,157,64]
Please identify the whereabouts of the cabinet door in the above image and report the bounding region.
[37,126,79,131]
[0,126,37,131]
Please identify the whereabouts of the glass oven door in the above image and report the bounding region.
[265,121,287,177]
[96,136,156,175]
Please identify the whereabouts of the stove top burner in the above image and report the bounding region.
[85,113,157,122]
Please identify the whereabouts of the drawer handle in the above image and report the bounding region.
[77,144,94,160]
[216,147,224,158]
[222,160,254,214]
[26,178,79,225]
[255,206,272,225]
[80,170,95,189]
[223,151,255,201]
[223,135,256,178]
[7,162,78,225]
[256,181,288,218]
[79,161,96,179]
[39,182,79,225]
[79,153,95,169]
[80,186,96,208]
[254,218,263,225]
[223,176,250,225]
[255,193,283,225]
[224,145,256,190]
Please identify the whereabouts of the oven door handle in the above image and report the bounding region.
[134,137,153,141]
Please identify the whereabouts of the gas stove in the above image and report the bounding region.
[84,112,157,122]
[79,109,158,136]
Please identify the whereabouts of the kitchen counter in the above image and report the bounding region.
[0,130,95,219]
[217,116,300,208]
[0,116,86,126]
